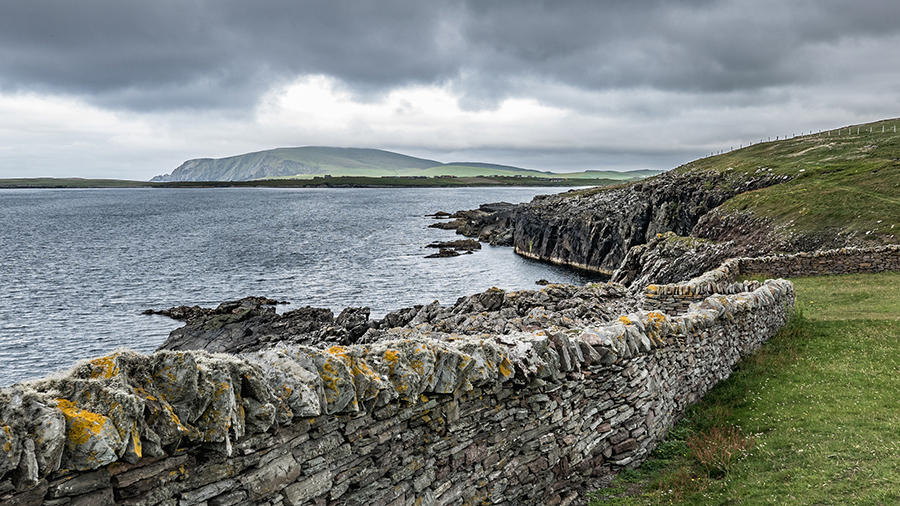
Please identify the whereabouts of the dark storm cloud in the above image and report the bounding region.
[1,0,898,111]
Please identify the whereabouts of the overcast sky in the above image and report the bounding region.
[1,0,899,180]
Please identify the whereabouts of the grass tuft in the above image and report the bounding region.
[685,425,754,478]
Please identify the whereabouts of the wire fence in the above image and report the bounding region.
[705,123,898,158]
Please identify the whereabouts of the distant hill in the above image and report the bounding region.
[152,147,536,182]
[151,147,663,182]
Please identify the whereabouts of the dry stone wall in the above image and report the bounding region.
[644,244,900,314]
[1,280,793,506]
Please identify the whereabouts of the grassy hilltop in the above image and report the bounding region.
[682,118,900,247]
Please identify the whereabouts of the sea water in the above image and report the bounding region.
[0,187,599,386]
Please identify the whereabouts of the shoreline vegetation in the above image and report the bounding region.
[0,175,628,189]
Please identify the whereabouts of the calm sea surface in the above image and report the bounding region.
[0,187,599,386]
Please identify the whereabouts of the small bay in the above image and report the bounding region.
[0,186,599,386]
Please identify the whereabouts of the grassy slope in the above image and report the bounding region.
[591,271,900,505]
[681,119,900,244]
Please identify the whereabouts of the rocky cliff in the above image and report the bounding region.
[437,167,790,280]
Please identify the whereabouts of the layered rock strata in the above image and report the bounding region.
[435,169,789,276]
[0,277,794,505]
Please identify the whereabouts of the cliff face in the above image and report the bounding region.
[151,153,317,182]
[508,168,789,275]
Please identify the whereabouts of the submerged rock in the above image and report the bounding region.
[426,238,482,251]
[425,248,462,258]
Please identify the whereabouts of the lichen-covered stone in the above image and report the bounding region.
[23,400,64,477]
[248,346,325,422]
[298,347,359,414]
[53,399,122,471]
[148,351,209,431]
[0,419,22,480]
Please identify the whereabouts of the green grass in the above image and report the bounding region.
[590,271,900,505]
[794,271,900,321]
[683,119,900,245]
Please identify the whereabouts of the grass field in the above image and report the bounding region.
[683,119,900,245]
[590,271,900,505]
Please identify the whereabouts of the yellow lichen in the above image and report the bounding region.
[130,421,142,458]
[383,349,400,364]
[2,426,11,453]
[320,360,341,403]
[498,358,513,379]
[327,347,381,387]
[55,399,109,446]
[88,355,120,379]
[618,315,633,325]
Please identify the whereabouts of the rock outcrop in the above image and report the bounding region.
[436,169,791,282]
[611,232,743,288]
[428,202,519,245]
[519,169,787,274]
[155,283,639,356]
[142,296,286,320]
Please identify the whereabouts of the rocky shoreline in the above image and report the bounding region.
[151,281,640,356]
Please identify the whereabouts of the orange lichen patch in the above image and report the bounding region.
[129,421,142,459]
[88,355,121,380]
[319,356,347,405]
[645,312,667,339]
[130,384,158,402]
[381,349,410,393]
[407,343,432,376]
[498,357,514,379]
[647,311,666,323]
[383,349,401,367]
[329,346,380,383]
[55,399,109,446]
[1,426,12,453]
[197,380,233,441]
[618,315,633,325]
